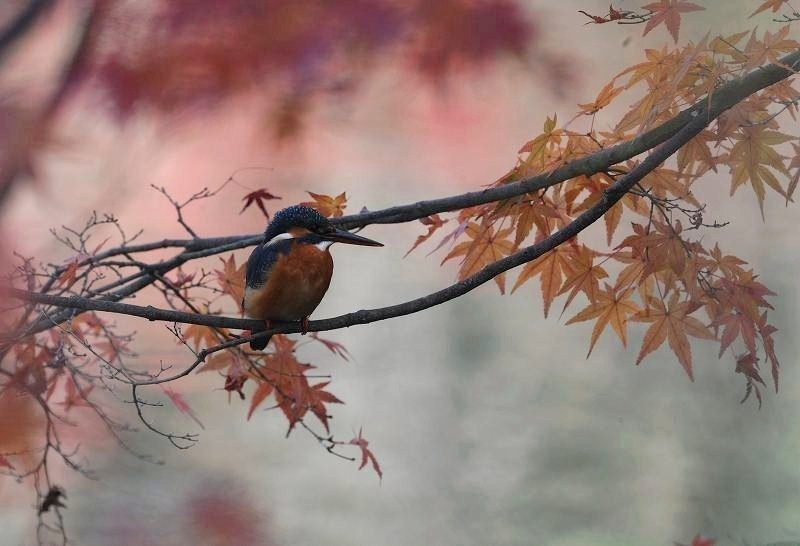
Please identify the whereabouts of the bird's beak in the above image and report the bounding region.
[322,229,383,247]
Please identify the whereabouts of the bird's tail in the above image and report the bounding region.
[250,328,271,351]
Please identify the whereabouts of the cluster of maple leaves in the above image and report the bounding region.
[404,5,800,405]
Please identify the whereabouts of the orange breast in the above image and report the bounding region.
[244,243,334,322]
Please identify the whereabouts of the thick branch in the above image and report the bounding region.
[2,109,713,349]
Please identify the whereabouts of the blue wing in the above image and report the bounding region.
[245,239,292,289]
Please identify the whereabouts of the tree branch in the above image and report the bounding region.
[0,0,52,64]
[1,106,714,351]
[3,49,798,344]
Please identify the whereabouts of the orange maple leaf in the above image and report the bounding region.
[196,351,236,374]
[442,222,514,293]
[556,244,608,314]
[742,26,799,72]
[56,260,80,288]
[726,125,794,217]
[512,242,577,317]
[404,214,448,257]
[518,114,562,171]
[182,322,224,350]
[642,0,704,43]
[577,81,624,115]
[301,191,347,217]
[215,254,246,313]
[633,293,715,379]
[566,284,640,356]
[257,335,341,432]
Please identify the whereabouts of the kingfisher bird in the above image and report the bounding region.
[243,204,383,350]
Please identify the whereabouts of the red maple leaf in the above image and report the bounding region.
[305,381,343,432]
[239,188,281,217]
[349,428,382,480]
[309,332,351,361]
[163,386,205,429]
[247,381,274,420]
[0,454,14,470]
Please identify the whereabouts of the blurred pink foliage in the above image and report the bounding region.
[83,0,564,131]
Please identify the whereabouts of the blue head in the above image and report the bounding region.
[262,205,383,247]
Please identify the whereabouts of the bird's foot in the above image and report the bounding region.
[300,317,309,335]
[263,319,273,330]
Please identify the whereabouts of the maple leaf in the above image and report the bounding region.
[750,0,788,17]
[239,188,281,217]
[306,381,343,432]
[787,142,800,204]
[642,0,704,43]
[215,254,246,313]
[513,199,562,245]
[182,323,220,350]
[518,114,561,171]
[404,214,449,257]
[56,238,111,288]
[757,313,780,392]
[309,332,351,361]
[512,242,577,317]
[578,9,609,24]
[566,284,640,356]
[617,220,696,277]
[726,125,794,217]
[556,245,608,314]
[259,335,316,431]
[634,293,715,379]
[59,377,93,412]
[641,167,700,207]
[742,26,799,72]
[677,130,718,176]
[56,260,80,288]
[442,222,514,293]
[163,386,205,430]
[170,267,196,289]
[706,243,746,279]
[196,351,236,374]
[735,352,765,387]
[577,81,624,115]
[247,381,274,420]
[712,310,756,357]
[0,454,14,470]
[350,428,382,480]
[301,191,347,217]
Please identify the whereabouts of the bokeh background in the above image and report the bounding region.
[2,1,799,545]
